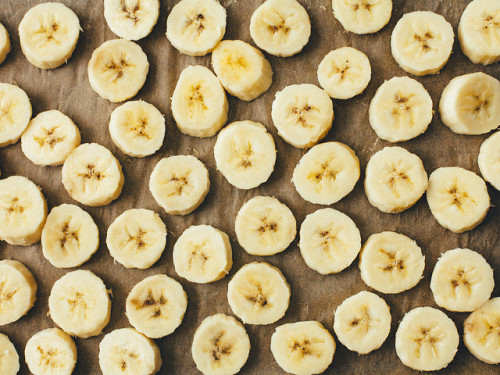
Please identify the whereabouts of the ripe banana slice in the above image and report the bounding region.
[292,142,360,205]
[48,270,111,338]
[271,320,335,375]
[0,333,19,374]
[478,131,500,190]
[166,0,226,57]
[212,40,273,102]
[104,0,159,41]
[364,146,428,213]
[331,0,392,34]
[271,84,334,148]
[126,274,187,339]
[0,83,32,148]
[191,313,250,375]
[426,167,490,233]
[395,306,459,371]
[88,39,149,103]
[0,23,11,64]
[171,65,228,138]
[369,76,433,142]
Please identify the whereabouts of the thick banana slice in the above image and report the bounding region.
[0,83,32,148]
[41,204,99,268]
[439,72,500,135]
[0,175,47,246]
[0,23,11,64]
[271,320,335,375]
[271,84,334,148]
[395,306,459,371]
[332,0,392,34]
[0,333,19,374]
[106,208,167,269]
[166,0,226,56]
[426,167,490,233]
[191,313,250,375]
[62,143,124,207]
[369,76,433,142]
[126,274,187,339]
[48,270,111,338]
[171,65,228,138]
[292,142,360,205]
[88,39,149,103]
[214,121,276,189]
[212,40,273,102]
[478,131,500,190]
[104,0,159,41]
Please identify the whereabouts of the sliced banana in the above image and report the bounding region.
[331,0,392,34]
[0,333,19,374]
[0,83,32,148]
[478,131,500,190]
[104,0,159,41]
[0,23,11,64]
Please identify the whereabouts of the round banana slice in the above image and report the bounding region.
[292,142,360,205]
[478,131,500,190]
[212,40,273,102]
[0,83,32,148]
[0,333,19,374]
[88,39,149,103]
[426,167,490,233]
[271,84,334,148]
[106,208,167,269]
[61,143,124,207]
[192,313,250,375]
[395,306,459,371]
[369,76,433,142]
[166,0,226,57]
[365,146,428,213]
[331,0,392,34]
[0,23,11,65]
[41,204,99,268]
[126,274,187,339]
[173,225,232,283]
[271,320,335,375]
[333,291,391,354]
[359,231,425,294]
[104,0,159,41]
[48,270,111,338]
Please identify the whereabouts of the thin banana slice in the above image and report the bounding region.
[0,23,11,64]
[332,0,392,34]
[0,83,32,148]
[395,306,459,371]
[426,167,490,233]
[0,333,19,375]
[104,0,159,41]
[478,131,500,190]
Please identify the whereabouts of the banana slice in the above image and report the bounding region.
[0,83,32,148]
[41,204,99,268]
[171,65,228,138]
[431,248,494,312]
[0,23,11,64]
[478,131,500,190]
[166,0,226,57]
[88,39,149,103]
[395,306,459,371]
[104,0,159,41]
[0,333,19,374]
[369,76,433,142]
[126,274,187,339]
[271,84,334,148]
[331,0,392,34]
[48,270,111,338]
[359,231,425,294]
[439,72,500,135]
[25,328,77,375]
[62,143,124,207]
[365,146,428,213]
[212,40,273,102]
[271,320,335,375]
[426,167,490,233]
[0,175,47,246]
[106,208,167,269]
[292,141,360,205]
[191,313,250,375]
[109,100,165,157]
[18,2,80,69]
[149,155,210,215]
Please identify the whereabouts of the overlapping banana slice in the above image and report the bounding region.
[0,333,19,375]
[0,83,32,148]
[332,0,392,34]
[478,131,500,190]
[104,0,159,40]
[0,23,11,64]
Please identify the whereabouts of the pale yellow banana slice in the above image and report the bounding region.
[478,131,500,190]
[0,23,11,64]
[0,83,32,148]
[0,333,19,375]
[332,0,392,34]
[104,0,159,41]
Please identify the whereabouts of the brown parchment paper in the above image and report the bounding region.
[0,0,499,374]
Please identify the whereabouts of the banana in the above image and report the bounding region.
[212,40,273,102]
[18,2,80,69]
[0,333,19,375]
[149,155,210,215]
[0,23,11,64]
[191,313,250,375]
[171,65,228,138]
[292,141,360,205]
[109,100,165,157]
[478,131,500,190]
[166,0,226,57]
[364,146,428,213]
[48,270,111,338]
[88,39,149,103]
[106,208,167,269]
[61,143,124,207]
[426,167,490,233]
[126,274,187,339]
[104,0,159,41]
[395,306,459,371]
[331,0,392,34]
[271,84,334,148]
[439,72,500,135]
[0,176,47,246]
[369,76,433,142]
[0,83,32,148]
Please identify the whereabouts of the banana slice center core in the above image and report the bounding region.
[413,325,443,356]
[186,13,206,34]
[80,164,105,181]
[68,292,87,318]
[34,19,65,47]
[37,346,60,369]
[379,249,405,272]
[210,331,232,362]
[288,338,322,359]
[117,348,138,371]
[105,57,133,82]
[188,85,208,117]
[127,228,148,249]
[131,288,167,318]
[349,306,372,334]
[0,282,17,307]
[245,282,268,308]
[59,222,79,250]
[121,0,141,23]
